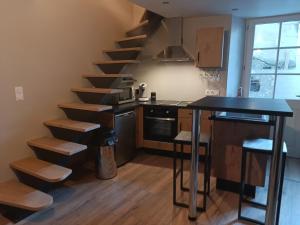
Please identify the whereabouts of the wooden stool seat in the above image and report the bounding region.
[174,131,210,146]
[243,138,287,154]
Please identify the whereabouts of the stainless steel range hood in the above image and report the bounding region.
[155,17,194,63]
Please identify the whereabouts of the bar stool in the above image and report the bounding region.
[238,138,287,225]
[173,131,211,211]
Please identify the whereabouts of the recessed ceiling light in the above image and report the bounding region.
[162,1,170,4]
[232,8,239,11]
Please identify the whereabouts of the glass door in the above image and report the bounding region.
[245,18,300,99]
[243,15,300,158]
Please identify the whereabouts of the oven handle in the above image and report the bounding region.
[144,116,176,122]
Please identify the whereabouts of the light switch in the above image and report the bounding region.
[15,86,24,101]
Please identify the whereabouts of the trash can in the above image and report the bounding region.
[96,129,118,179]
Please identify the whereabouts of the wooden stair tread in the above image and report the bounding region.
[0,215,13,225]
[71,87,123,94]
[103,47,142,53]
[58,102,112,112]
[126,20,149,34]
[0,180,53,211]
[94,60,140,64]
[82,73,133,78]
[28,137,87,156]
[117,34,147,42]
[44,119,100,132]
[10,157,72,183]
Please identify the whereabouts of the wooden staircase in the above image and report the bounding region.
[0,180,53,211]
[94,60,140,74]
[103,48,143,60]
[28,137,87,156]
[82,74,134,88]
[0,9,162,219]
[116,35,147,48]
[10,158,72,183]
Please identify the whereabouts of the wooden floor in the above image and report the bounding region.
[2,153,299,225]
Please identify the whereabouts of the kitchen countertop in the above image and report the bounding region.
[112,100,192,114]
[188,96,293,117]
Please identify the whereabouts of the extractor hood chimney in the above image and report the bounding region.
[155,17,194,62]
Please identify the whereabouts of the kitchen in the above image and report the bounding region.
[0,0,299,225]
[87,7,296,224]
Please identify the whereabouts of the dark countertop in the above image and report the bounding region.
[112,100,192,114]
[188,96,293,117]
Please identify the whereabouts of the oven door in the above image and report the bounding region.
[144,116,177,142]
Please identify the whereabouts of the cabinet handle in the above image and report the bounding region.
[198,52,200,63]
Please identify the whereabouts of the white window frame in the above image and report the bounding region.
[242,13,300,99]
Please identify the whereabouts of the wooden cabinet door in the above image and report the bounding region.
[196,27,224,68]
[136,106,143,148]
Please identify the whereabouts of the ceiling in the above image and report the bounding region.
[131,0,300,18]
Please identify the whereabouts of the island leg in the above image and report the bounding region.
[188,109,201,220]
[265,116,286,225]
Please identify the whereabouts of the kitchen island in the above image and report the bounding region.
[111,100,276,190]
[211,112,273,196]
[188,96,293,225]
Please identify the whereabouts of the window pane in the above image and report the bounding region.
[280,21,300,47]
[254,23,280,48]
[251,49,278,74]
[275,75,300,99]
[277,48,300,73]
[249,75,275,98]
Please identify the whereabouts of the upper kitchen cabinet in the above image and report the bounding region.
[196,27,225,68]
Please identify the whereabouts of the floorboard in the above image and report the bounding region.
[2,153,298,225]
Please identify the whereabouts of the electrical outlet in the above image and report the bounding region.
[15,86,24,101]
[205,89,220,96]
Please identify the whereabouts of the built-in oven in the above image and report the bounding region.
[143,106,178,142]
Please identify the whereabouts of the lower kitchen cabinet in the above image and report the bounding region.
[136,106,144,148]
[212,120,270,186]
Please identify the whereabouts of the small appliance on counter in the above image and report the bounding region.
[151,92,156,101]
[138,82,149,102]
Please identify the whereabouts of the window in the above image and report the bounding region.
[244,16,300,100]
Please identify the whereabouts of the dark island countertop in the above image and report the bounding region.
[188,96,293,117]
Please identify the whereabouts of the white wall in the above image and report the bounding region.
[227,16,246,97]
[0,0,134,181]
[130,15,232,101]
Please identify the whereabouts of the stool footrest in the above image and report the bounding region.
[242,198,267,209]
[181,186,208,195]
[174,202,205,212]
[239,215,265,225]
